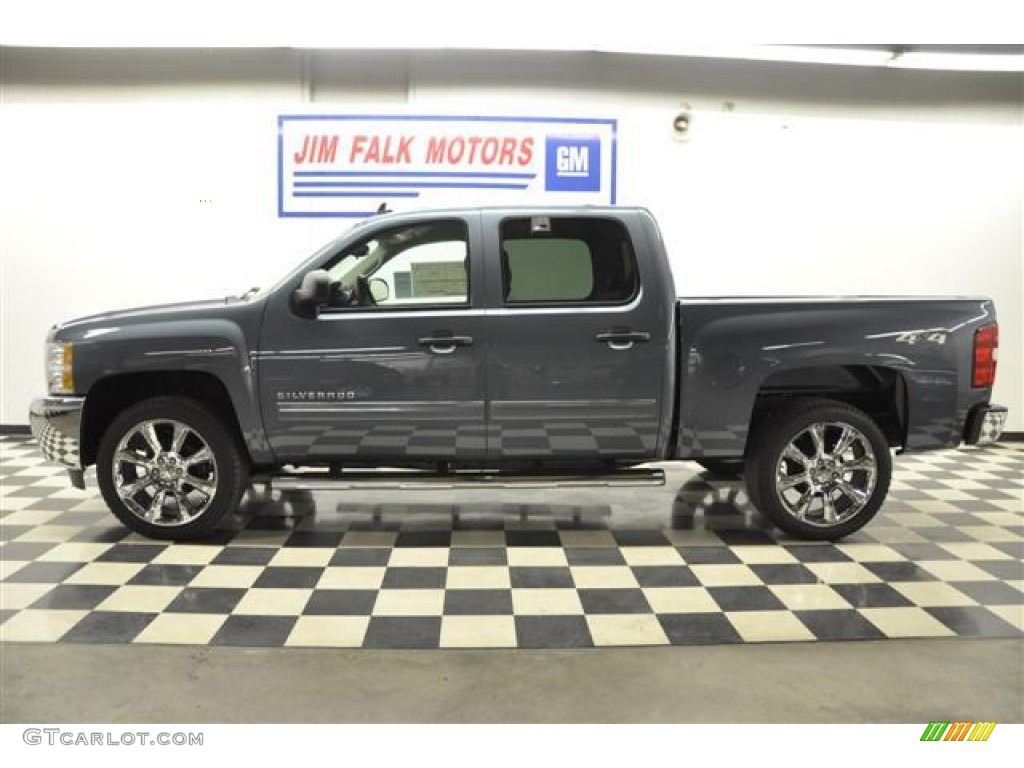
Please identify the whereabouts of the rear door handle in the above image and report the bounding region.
[418,334,474,354]
[595,330,650,350]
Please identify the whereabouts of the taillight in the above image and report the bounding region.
[972,323,998,389]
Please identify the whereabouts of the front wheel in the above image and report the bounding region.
[744,400,892,540]
[97,396,248,540]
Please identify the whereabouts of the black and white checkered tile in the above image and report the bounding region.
[1,434,1020,648]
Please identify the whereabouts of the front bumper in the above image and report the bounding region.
[963,404,1008,446]
[29,396,85,471]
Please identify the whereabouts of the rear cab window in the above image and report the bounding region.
[499,216,639,306]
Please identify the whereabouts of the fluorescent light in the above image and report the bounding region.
[887,51,1024,72]
[663,46,1024,72]
[666,45,893,68]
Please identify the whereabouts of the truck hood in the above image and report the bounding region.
[54,296,257,338]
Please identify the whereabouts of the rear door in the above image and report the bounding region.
[483,212,669,463]
[257,213,487,463]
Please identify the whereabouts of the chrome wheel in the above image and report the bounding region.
[112,419,218,527]
[773,421,877,528]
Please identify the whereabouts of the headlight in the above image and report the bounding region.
[47,342,75,394]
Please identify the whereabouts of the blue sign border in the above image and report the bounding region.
[277,114,618,218]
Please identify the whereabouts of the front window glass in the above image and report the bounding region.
[322,219,469,309]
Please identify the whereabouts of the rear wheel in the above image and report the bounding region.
[744,399,891,540]
[97,396,248,540]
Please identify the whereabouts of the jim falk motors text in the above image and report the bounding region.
[292,134,536,167]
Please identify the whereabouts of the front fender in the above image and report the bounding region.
[68,317,272,463]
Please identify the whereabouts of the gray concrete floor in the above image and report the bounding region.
[3,638,1022,723]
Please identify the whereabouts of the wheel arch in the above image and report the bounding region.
[745,364,908,456]
[81,371,249,468]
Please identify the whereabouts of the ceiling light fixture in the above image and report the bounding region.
[885,51,1024,72]
[670,45,1024,72]
[672,45,893,68]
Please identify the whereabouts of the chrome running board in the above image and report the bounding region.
[268,468,665,492]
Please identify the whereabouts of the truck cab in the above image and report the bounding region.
[261,208,675,468]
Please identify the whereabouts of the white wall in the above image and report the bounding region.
[2,48,1021,430]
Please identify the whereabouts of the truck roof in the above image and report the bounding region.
[365,204,652,220]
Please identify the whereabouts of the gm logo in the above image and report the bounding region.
[545,136,601,192]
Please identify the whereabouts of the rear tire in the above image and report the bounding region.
[744,399,891,540]
[97,396,248,541]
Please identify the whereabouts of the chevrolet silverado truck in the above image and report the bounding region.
[30,206,1007,541]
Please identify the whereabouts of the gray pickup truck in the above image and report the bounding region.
[30,206,1007,541]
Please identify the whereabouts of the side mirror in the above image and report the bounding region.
[292,269,331,318]
[369,278,390,303]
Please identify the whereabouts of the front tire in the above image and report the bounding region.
[97,396,248,540]
[744,399,891,540]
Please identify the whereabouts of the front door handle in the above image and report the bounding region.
[418,334,474,354]
[595,329,650,350]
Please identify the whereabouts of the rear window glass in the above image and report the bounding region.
[503,238,593,302]
[500,217,638,305]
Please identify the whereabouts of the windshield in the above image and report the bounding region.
[261,220,370,298]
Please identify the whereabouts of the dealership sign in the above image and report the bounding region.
[277,114,617,217]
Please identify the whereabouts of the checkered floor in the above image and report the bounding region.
[1,434,1021,648]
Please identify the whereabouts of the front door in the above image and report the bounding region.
[258,214,487,464]
[483,213,670,464]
